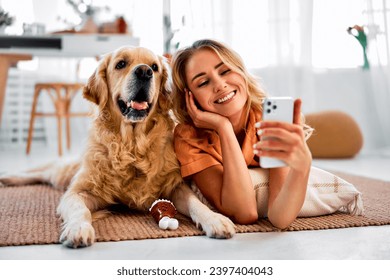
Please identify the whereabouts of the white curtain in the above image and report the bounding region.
[365,0,390,151]
[263,0,390,152]
[254,0,316,111]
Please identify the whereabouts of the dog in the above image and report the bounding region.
[0,46,235,248]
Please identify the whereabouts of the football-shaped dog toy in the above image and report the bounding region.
[149,199,179,230]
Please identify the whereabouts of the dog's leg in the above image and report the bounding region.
[0,162,52,186]
[0,171,47,187]
[172,183,236,239]
[0,159,80,190]
[57,188,104,248]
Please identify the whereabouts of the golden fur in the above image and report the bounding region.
[71,46,181,210]
[0,46,235,248]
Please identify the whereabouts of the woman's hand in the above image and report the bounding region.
[254,99,312,229]
[185,89,230,132]
[253,99,312,171]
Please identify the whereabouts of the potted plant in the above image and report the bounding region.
[0,7,14,34]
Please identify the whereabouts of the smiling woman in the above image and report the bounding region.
[171,39,313,228]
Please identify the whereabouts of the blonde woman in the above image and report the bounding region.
[171,39,312,228]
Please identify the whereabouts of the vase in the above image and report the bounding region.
[76,16,98,33]
[0,26,6,35]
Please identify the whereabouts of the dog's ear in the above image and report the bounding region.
[83,53,111,108]
[161,56,172,94]
[157,56,172,111]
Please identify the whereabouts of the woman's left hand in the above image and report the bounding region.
[253,99,312,171]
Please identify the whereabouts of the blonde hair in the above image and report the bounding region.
[171,39,267,125]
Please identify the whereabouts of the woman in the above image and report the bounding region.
[171,39,312,228]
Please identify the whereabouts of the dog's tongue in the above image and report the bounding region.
[128,101,148,110]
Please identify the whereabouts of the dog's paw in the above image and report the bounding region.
[200,212,236,239]
[59,221,95,248]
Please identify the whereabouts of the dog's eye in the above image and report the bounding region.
[151,63,159,72]
[115,60,127,70]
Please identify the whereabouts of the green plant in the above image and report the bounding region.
[347,25,369,70]
[0,8,14,27]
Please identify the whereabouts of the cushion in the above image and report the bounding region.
[305,111,363,158]
[191,167,364,218]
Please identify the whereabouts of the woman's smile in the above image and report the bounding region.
[215,91,237,104]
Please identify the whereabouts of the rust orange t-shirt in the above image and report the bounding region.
[174,109,262,178]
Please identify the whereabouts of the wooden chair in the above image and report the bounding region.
[26,82,89,156]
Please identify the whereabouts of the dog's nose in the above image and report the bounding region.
[135,65,153,81]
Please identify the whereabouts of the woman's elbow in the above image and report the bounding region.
[268,214,294,230]
[215,199,258,224]
[233,209,258,225]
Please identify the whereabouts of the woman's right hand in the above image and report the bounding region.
[253,99,312,172]
[185,89,230,132]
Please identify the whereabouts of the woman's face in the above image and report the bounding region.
[185,48,248,119]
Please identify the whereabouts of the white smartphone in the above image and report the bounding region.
[259,97,294,168]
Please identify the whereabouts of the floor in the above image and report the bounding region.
[0,145,390,260]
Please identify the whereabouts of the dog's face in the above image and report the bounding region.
[83,46,170,123]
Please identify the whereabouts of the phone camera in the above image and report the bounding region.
[273,105,277,110]
[267,101,272,106]
[266,108,271,114]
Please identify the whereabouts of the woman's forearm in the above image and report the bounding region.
[267,167,310,229]
[217,123,258,223]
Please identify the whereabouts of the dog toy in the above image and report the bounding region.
[149,199,179,230]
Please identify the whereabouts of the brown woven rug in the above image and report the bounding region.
[0,171,389,246]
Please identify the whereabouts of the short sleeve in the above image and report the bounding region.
[174,124,222,178]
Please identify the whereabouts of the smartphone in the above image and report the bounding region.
[259,97,294,168]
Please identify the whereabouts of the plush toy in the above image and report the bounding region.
[149,199,179,230]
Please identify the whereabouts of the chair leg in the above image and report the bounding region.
[54,86,64,157]
[66,114,71,150]
[65,89,71,151]
[26,88,40,154]
[56,112,63,156]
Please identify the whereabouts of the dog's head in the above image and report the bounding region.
[83,46,171,123]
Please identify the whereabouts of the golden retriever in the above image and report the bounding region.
[0,46,235,248]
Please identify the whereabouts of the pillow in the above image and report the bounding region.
[190,166,364,218]
[305,111,363,158]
